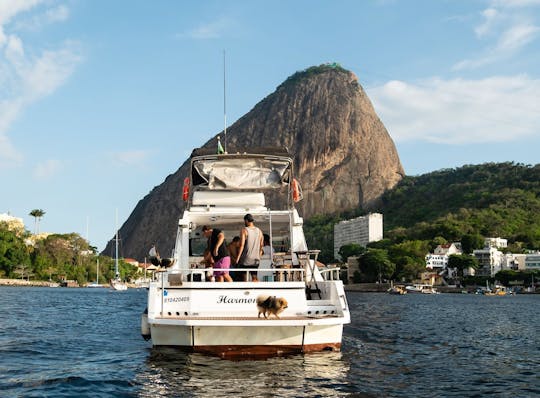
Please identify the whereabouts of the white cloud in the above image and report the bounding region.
[0,0,43,25]
[177,17,233,39]
[368,75,540,144]
[0,134,23,169]
[475,8,499,37]
[33,158,61,179]
[496,23,539,51]
[109,150,152,166]
[454,1,539,70]
[0,2,80,171]
[22,43,82,100]
[13,4,69,31]
[5,33,24,61]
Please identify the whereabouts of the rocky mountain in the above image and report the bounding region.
[104,64,405,260]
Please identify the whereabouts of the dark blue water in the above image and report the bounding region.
[1,287,538,397]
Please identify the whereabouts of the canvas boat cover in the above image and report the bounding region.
[190,147,292,190]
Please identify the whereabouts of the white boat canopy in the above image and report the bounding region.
[190,148,292,190]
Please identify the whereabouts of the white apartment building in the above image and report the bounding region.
[426,243,462,271]
[334,213,383,260]
[525,252,540,270]
[484,237,508,249]
[502,253,526,271]
[473,247,504,277]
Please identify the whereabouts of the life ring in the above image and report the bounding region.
[292,178,302,202]
[182,177,190,201]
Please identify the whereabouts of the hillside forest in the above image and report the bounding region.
[304,162,540,284]
[0,228,138,285]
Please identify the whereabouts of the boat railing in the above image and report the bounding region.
[159,267,307,285]
[319,267,341,281]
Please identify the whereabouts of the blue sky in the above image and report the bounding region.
[1,0,539,252]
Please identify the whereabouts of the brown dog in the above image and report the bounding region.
[256,295,288,319]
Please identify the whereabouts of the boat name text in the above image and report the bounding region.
[217,295,257,304]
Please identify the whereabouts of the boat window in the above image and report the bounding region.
[272,237,290,253]
[189,237,207,256]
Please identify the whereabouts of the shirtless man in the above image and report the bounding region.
[235,214,263,282]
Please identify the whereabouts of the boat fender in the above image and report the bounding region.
[292,178,302,202]
[141,308,151,341]
[182,177,190,201]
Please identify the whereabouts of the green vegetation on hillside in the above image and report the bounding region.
[0,223,138,285]
[304,162,540,283]
[376,162,540,249]
[279,63,348,89]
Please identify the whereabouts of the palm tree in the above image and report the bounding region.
[29,209,46,234]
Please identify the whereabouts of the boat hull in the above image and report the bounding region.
[110,280,128,291]
[148,323,343,358]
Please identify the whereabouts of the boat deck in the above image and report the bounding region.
[150,313,346,326]
[156,314,339,321]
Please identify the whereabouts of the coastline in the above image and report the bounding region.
[344,283,538,294]
[0,278,60,287]
[1,279,534,293]
[0,278,144,289]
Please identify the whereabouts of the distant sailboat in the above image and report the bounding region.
[110,210,128,291]
[87,257,104,288]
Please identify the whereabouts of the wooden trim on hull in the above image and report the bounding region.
[157,343,342,359]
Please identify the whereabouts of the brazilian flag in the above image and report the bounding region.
[217,137,225,154]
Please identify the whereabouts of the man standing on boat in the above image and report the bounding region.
[202,226,233,282]
[235,214,263,282]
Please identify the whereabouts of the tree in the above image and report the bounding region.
[304,213,342,263]
[29,209,46,234]
[0,225,30,277]
[338,243,365,262]
[447,254,478,277]
[461,233,484,254]
[13,264,34,280]
[494,269,519,286]
[359,249,395,283]
[430,236,448,252]
[396,260,426,282]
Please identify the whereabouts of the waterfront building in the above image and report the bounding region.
[473,247,504,277]
[484,237,508,249]
[502,253,526,271]
[346,256,360,283]
[124,258,139,267]
[0,213,25,233]
[525,252,540,270]
[426,243,462,270]
[333,213,383,260]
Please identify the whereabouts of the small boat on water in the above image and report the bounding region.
[110,276,127,291]
[476,280,513,296]
[141,146,350,358]
[87,283,105,288]
[387,281,407,295]
[110,212,128,291]
[87,258,105,288]
[405,283,439,294]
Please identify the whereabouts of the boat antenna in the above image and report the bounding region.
[115,208,119,278]
[223,49,227,153]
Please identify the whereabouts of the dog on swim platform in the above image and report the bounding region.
[256,295,288,319]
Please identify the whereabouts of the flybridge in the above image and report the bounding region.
[190,147,293,191]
